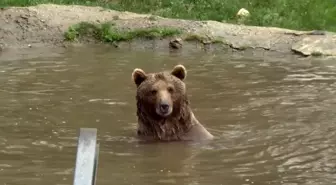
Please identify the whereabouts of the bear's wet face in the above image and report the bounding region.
[132,65,187,119]
[151,79,174,117]
[131,64,214,141]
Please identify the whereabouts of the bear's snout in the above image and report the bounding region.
[160,102,170,113]
[156,100,173,117]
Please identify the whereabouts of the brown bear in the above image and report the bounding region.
[131,64,214,142]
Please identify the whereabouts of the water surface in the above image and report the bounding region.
[0,46,335,185]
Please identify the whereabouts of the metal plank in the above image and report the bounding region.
[73,128,98,185]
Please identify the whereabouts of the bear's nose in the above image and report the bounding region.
[160,103,170,112]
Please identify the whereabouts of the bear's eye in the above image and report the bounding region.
[150,89,157,95]
[167,87,174,93]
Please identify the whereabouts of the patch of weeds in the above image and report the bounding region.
[64,21,182,43]
[129,27,182,39]
[99,23,129,42]
[64,22,101,41]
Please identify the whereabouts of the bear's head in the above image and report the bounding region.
[132,65,187,119]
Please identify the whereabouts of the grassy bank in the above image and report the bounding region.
[64,21,181,43]
[1,0,336,32]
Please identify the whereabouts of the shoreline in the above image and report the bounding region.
[0,4,335,57]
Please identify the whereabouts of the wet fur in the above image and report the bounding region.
[135,72,191,140]
[132,65,213,141]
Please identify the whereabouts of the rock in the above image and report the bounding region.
[236,8,250,24]
[236,8,250,18]
[169,38,183,49]
[291,35,336,56]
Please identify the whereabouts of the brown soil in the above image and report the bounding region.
[0,4,335,57]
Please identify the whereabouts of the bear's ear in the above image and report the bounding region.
[132,68,147,86]
[171,64,187,80]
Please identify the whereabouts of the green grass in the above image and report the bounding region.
[1,0,336,32]
[0,0,117,8]
[64,21,182,43]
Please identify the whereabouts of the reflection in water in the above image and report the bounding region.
[0,46,335,185]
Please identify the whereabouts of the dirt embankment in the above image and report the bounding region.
[0,4,335,57]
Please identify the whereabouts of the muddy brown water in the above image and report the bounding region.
[0,45,335,185]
